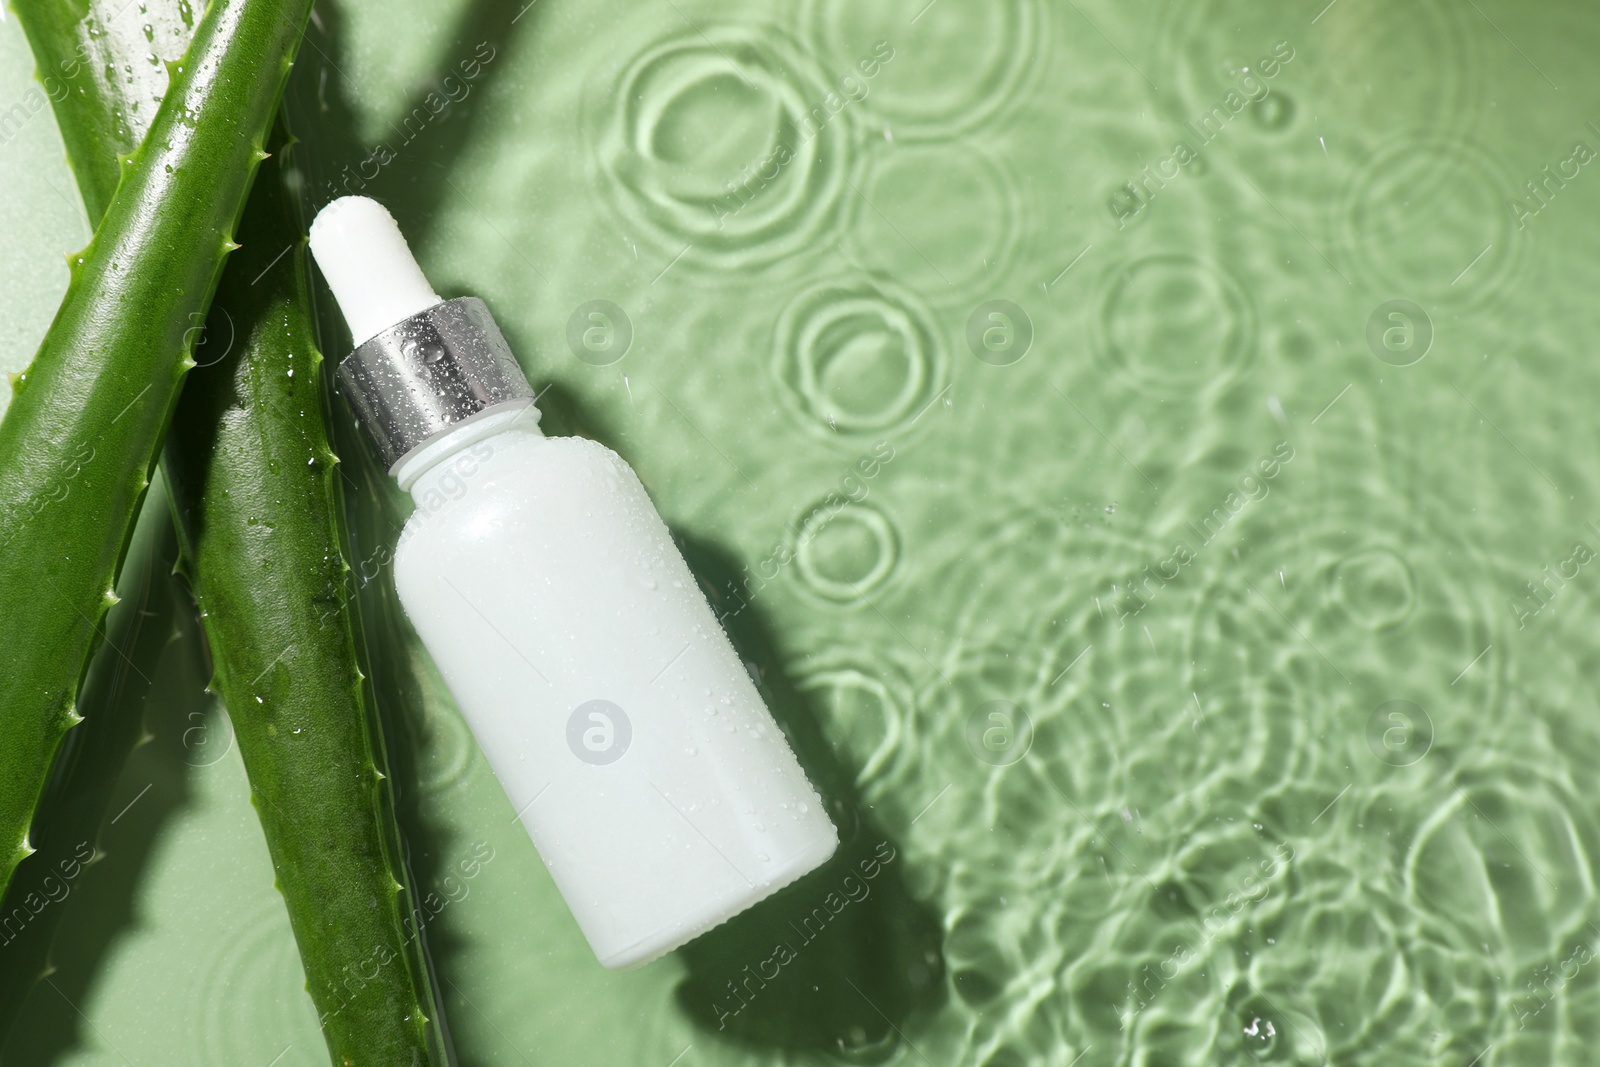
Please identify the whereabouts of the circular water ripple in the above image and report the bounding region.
[1050,815,1304,1060]
[1175,477,1507,726]
[1231,854,1502,1062]
[1158,0,1481,148]
[409,666,476,797]
[1095,253,1255,398]
[898,502,1321,857]
[839,475,1597,1061]
[772,276,948,438]
[1327,547,1417,630]
[1309,0,1483,139]
[790,650,918,796]
[946,897,1024,1010]
[793,499,901,602]
[193,899,317,1064]
[802,0,1045,141]
[1339,132,1525,307]
[914,491,1527,1060]
[786,451,1589,1064]
[1033,568,1319,832]
[842,145,1023,302]
[1407,765,1600,969]
[1063,827,1487,1063]
[592,28,850,269]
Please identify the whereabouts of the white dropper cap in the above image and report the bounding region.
[309,196,443,346]
[309,196,536,471]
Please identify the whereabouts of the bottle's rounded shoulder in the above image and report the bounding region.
[395,431,636,578]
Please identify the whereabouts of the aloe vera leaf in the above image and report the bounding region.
[160,134,449,1063]
[0,1,197,1037]
[18,0,457,1055]
[16,3,454,1062]
[0,0,313,898]
[3,0,202,961]
[11,0,200,220]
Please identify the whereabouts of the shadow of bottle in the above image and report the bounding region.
[495,371,950,1061]
[666,531,947,1064]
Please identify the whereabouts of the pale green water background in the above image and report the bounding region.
[4,0,1600,1063]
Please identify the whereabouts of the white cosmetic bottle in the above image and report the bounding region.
[309,197,837,969]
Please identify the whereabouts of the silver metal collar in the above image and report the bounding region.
[336,297,534,471]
